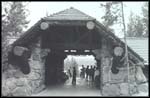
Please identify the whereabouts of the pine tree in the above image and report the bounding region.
[134,15,145,37]
[100,2,122,32]
[127,12,145,37]
[2,2,30,71]
[2,2,30,46]
[2,2,12,47]
[127,11,136,37]
[6,2,30,36]
[142,2,148,37]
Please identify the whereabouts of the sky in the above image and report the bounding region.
[64,55,96,66]
[25,1,146,38]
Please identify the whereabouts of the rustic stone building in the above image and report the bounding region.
[2,7,147,96]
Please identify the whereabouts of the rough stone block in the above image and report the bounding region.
[29,72,41,80]
[13,70,24,78]
[102,83,120,96]
[129,75,136,82]
[119,83,129,95]
[12,86,31,96]
[6,69,16,78]
[103,66,111,83]
[30,61,42,70]
[136,66,147,84]
[15,78,27,86]
[137,83,148,93]
[2,72,9,80]
[2,86,10,96]
[28,80,41,92]
[130,83,138,94]
[6,78,17,90]
[32,54,41,61]
[34,48,41,53]
[110,68,127,82]
[33,84,45,94]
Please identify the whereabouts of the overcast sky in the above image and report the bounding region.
[25,1,146,38]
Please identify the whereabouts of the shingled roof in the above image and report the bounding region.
[121,37,148,64]
[44,7,95,20]
[12,7,144,63]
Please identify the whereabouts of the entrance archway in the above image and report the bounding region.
[44,49,102,87]
[43,49,102,96]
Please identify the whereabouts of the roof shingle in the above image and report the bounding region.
[44,7,95,20]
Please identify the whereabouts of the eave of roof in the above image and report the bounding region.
[94,20,144,62]
[12,20,42,46]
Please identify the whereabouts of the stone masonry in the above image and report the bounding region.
[2,37,49,96]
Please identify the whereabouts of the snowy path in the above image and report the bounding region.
[32,77,101,96]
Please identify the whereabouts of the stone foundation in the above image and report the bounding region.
[2,37,48,96]
[92,38,140,96]
[102,82,138,96]
[2,66,32,96]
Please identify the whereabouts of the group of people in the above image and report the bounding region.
[80,65,99,80]
[67,65,100,88]
[80,65,100,88]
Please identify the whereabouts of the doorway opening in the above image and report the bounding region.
[44,49,102,91]
[64,55,97,78]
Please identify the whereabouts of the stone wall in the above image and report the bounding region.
[2,65,32,96]
[102,65,138,96]
[2,37,49,96]
[27,39,46,94]
[92,38,139,96]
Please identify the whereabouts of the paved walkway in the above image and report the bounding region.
[32,77,101,96]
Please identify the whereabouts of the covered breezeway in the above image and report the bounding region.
[6,7,146,96]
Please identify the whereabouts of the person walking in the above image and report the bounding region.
[89,66,93,81]
[91,66,95,83]
[72,67,76,86]
[86,65,89,81]
[68,68,72,78]
[94,67,100,89]
[81,65,85,78]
